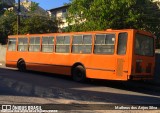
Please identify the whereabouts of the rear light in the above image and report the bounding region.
[136,62,142,73]
[146,63,152,73]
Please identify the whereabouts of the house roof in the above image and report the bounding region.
[47,5,70,12]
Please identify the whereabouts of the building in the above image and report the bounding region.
[152,0,160,7]
[8,0,47,17]
[153,0,160,2]
[48,0,160,31]
[47,5,69,30]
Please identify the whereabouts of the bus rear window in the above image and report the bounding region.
[135,34,154,56]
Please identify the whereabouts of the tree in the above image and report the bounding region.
[15,15,58,34]
[66,0,160,36]
[0,1,58,44]
[0,8,17,44]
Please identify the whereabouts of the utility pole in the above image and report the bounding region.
[17,0,20,35]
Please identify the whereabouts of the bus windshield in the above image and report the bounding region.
[135,33,154,56]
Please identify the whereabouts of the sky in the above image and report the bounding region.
[15,0,70,10]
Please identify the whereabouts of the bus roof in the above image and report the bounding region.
[8,29,153,37]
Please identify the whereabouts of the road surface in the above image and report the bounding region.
[0,66,160,112]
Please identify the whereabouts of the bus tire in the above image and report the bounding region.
[72,65,86,82]
[17,60,26,72]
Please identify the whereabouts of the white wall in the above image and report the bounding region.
[0,45,6,63]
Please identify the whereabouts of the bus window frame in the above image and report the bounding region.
[56,35,71,53]
[8,38,17,51]
[117,32,128,55]
[94,33,116,55]
[29,36,41,52]
[134,33,154,57]
[72,34,92,54]
[42,36,54,53]
[18,37,28,52]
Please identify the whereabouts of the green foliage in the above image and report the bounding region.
[16,15,58,34]
[0,2,6,15]
[0,3,58,44]
[66,0,160,36]
[0,11,16,44]
[29,2,39,12]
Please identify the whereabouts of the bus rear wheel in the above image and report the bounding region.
[17,60,26,72]
[72,65,86,82]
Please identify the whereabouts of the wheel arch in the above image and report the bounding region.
[17,58,25,67]
[71,62,86,75]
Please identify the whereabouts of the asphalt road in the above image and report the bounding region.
[0,66,160,112]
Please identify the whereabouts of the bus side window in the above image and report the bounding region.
[8,38,16,51]
[94,34,115,54]
[72,35,92,54]
[29,37,40,52]
[42,36,54,52]
[18,38,28,52]
[83,35,92,53]
[72,35,83,53]
[117,33,128,55]
[56,36,70,53]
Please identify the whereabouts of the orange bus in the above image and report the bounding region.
[6,29,155,81]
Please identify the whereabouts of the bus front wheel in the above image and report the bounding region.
[72,65,86,82]
[17,60,26,72]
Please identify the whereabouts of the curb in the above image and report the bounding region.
[0,61,5,67]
